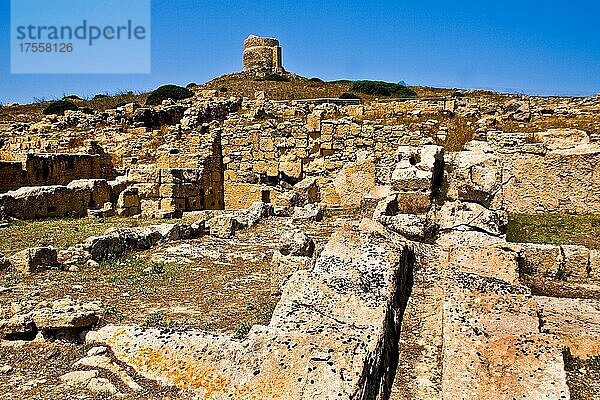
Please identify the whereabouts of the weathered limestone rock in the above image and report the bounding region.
[590,249,600,280]
[445,143,503,208]
[238,201,273,227]
[75,355,142,391]
[435,201,507,237]
[536,296,600,359]
[8,247,59,274]
[278,228,315,257]
[32,298,101,331]
[441,273,569,400]
[116,186,140,217]
[531,128,590,150]
[86,223,201,260]
[87,202,115,219]
[59,370,119,395]
[333,153,376,207]
[519,243,562,278]
[0,179,113,219]
[206,214,245,238]
[270,251,312,295]
[500,145,600,214]
[561,244,590,279]
[293,177,320,205]
[91,225,414,399]
[271,229,316,294]
[292,203,323,222]
[446,244,520,284]
[378,213,437,242]
[0,297,101,339]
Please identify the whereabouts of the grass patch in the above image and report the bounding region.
[507,214,600,249]
[101,254,188,290]
[0,216,184,256]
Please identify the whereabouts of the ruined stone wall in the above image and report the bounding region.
[221,113,428,209]
[0,153,116,194]
[128,127,224,216]
[500,149,600,214]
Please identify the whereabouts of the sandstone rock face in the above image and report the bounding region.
[8,247,59,274]
[91,225,414,399]
[243,35,284,73]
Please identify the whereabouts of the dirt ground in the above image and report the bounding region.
[0,213,352,399]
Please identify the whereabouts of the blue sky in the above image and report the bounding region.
[1,0,599,103]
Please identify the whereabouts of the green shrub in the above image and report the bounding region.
[339,92,361,99]
[92,94,108,100]
[219,86,228,92]
[63,95,82,100]
[43,100,78,115]
[186,82,198,89]
[452,91,466,98]
[329,79,351,84]
[234,320,252,339]
[350,80,416,97]
[308,77,323,83]
[254,73,290,82]
[146,84,194,105]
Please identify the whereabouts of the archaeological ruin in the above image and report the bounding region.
[1,35,599,399]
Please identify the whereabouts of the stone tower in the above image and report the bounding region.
[243,35,284,73]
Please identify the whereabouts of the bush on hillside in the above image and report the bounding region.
[309,77,323,83]
[350,80,416,97]
[339,92,361,99]
[63,95,82,101]
[92,94,109,100]
[43,100,78,115]
[146,85,194,105]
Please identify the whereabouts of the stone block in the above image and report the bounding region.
[9,247,59,274]
[561,245,590,279]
